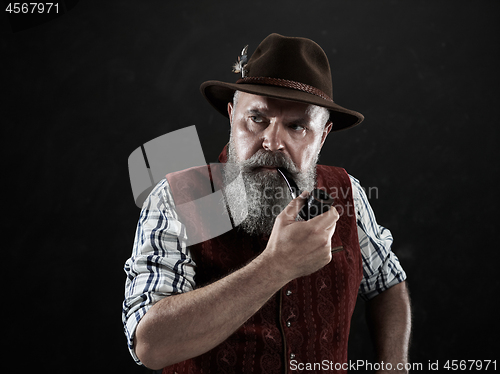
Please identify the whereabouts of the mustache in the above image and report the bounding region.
[238,150,299,174]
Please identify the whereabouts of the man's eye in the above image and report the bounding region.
[289,124,305,131]
[250,116,263,123]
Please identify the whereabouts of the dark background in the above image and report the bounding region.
[2,0,499,372]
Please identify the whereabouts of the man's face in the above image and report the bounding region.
[227,92,332,173]
[223,92,333,236]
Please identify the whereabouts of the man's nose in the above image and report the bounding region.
[262,122,285,152]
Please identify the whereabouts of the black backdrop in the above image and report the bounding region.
[2,0,499,372]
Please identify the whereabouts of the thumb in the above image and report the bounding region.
[279,190,309,222]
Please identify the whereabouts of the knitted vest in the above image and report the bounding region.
[163,155,362,374]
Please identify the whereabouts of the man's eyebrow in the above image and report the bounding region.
[245,108,310,126]
[246,109,266,116]
[289,117,308,125]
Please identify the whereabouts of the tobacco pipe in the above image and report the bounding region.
[277,167,335,221]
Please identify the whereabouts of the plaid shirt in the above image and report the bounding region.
[122,175,407,365]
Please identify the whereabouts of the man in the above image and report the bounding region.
[123,33,411,373]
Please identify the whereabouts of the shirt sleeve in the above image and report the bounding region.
[349,175,407,301]
[122,178,196,365]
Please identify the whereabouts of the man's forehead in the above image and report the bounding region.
[237,92,318,119]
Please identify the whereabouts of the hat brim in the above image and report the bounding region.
[200,80,364,132]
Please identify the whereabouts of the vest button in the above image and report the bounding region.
[286,321,291,327]
[286,290,292,296]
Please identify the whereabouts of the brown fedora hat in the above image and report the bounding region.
[200,33,364,132]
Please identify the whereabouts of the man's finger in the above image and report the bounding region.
[309,204,340,232]
[280,190,309,222]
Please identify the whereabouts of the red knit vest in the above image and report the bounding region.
[163,151,362,374]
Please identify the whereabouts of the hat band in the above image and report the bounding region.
[236,76,333,102]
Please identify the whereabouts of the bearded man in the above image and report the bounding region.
[123,33,411,374]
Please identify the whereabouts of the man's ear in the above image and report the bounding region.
[227,102,234,126]
[319,121,333,148]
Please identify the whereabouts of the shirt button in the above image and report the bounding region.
[286,321,291,327]
[286,290,292,296]
[290,353,295,359]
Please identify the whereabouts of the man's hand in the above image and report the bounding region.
[262,191,340,283]
[134,192,340,370]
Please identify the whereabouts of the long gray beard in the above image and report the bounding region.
[223,142,317,236]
